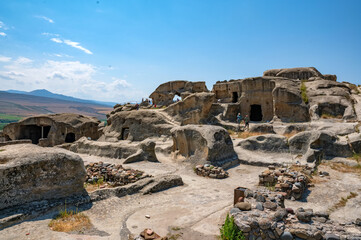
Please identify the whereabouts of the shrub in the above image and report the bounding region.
[220,214,245,240]
[300,81,309,104]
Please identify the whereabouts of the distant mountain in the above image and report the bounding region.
[0,91,112,120]
[6,89,117,107]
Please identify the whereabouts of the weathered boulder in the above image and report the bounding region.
[171,125,238,167]
[149,80,208,106]
[289,131,353,160]
[263,67,323,80]
[237,134,289,153]
[0,144,86,210]
[305,79,356,120]
[272,79,310,122]
[69,137,159,163]
[164,92,215,125]
[101,110,176,142]
[249,124,275,134]
[2,113,100,147]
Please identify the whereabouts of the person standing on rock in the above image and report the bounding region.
[236,113,242,132]
[244,115,249,131]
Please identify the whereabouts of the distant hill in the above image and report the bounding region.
[6,89,117,107]
[0,91,112,120]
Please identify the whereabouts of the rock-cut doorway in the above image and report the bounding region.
[250,104,263,121]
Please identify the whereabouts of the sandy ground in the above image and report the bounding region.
[1,150,361,240]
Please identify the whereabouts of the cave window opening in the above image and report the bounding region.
[250,104,263,121]
[232,92,238,103]
[121,127,130,140]
[65,132,76,143]
[172,93,181,102]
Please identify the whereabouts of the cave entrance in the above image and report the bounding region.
[121,127,129,140]
[172,92,181,103]
[250,104,263,121]
[65,132,76,143]
[19,125,51,144]
[232,92,238,103]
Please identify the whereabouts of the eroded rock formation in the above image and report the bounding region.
[171,125,238,167]
[2,113,100,146]
[0,144,86,211]
[149,80,208,106]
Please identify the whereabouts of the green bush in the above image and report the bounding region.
[300,81,309,104]
[220,214,245,240]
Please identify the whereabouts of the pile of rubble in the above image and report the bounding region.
[85,162,151,187]
[231,189,361,240]
[194,164,229,179]
[259,165,312,200]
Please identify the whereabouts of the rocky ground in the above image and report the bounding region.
[1,147,361,240]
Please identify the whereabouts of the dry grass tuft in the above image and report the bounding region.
[310,176,328,184]
[283,131,300,139]
[320,113,343,119]
[228,129,264,139]
[49,209,91,233]
[328,192,358,213]
[237,131,264,139]
[323,162,361,176]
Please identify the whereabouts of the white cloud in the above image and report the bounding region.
[42,32,60,37]
[0,56,11,62]
[50,38,63,43]
[0,21,8,30]
[36,16,54,23]
[63,40,93,55]
[0,32,6,37]
[0,59,139,102]
[49,36,93,55]
[14,57,33,64]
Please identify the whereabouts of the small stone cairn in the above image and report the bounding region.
[85,162,150,187]
[259,165,312,200]
[194,164,229,179]
[230,189,361,240]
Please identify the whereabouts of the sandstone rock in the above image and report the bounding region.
[256,202,264,211]
[70,137,159,163]
[263,67,323,80]
[164,92,216,125]
[149,80,208,106]
[101,110,175,142]
[296,208,313,222]
[171,125,238,167]
[0,144,86,210]
[263,201,278,211]
[3,113,100,147]
[238,134,289,153]
[249,124,275,134]
[324,233,341,240]
[235,202,252,211]
[280,231,293,240]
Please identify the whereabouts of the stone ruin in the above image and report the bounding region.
[148,67,360,123]
[0,66,360,238]
[231,188,361,240]
[1,113,100,146]
[149,80,208,106]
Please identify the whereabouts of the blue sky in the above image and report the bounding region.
[0,0,360,102]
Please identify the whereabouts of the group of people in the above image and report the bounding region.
[236,112,249,131]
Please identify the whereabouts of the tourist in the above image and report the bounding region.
[244,115,249,131]
[236,113,242,124]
